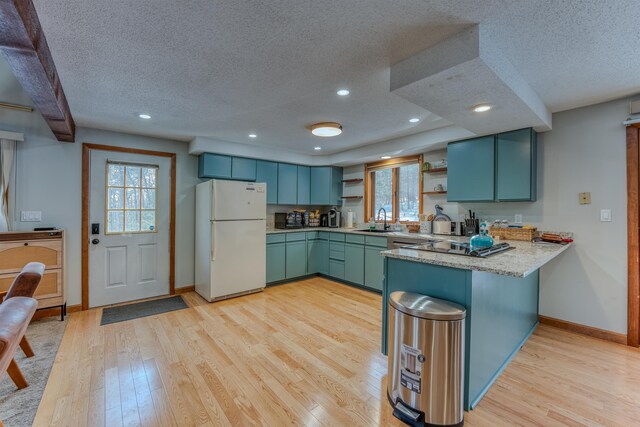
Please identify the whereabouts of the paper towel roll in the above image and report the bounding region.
[346,210,354,228]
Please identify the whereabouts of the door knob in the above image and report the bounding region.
[91,238,100,245]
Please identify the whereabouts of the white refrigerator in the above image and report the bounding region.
[195,179,266,302]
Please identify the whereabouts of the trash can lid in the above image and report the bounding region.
[389,291,466,321]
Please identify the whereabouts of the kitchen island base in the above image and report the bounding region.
[382,258,539,410]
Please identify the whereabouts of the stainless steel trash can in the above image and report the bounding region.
[387,291,466,427]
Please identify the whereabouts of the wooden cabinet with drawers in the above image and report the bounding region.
[0,230,65,313]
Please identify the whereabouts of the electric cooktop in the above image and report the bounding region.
[403,240,513,257]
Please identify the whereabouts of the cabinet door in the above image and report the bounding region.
[286,241,307,278]
[447,136,495,202]
[344,243,364,285]
[310,167,331,205]
[266,243,286,283]
[364,246,384,291]
[329,259,345,280]
[231,157,257,181]
[297,166,310,205]
[198,153,232,179]
[256,160,278,204]
[330,167,343,205]
[278,163,298,205]
[496,128,536,201]
[317,240,329,275]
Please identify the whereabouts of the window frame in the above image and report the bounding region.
[364,154,423,223]
[104,160,159,235]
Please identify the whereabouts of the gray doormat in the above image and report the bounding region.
[0,317,67,427]
[100,295,188,325]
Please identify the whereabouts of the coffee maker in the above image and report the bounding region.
[328,207,341,228]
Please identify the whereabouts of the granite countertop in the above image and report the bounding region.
[266,227,434,237]
[381,240,572,278]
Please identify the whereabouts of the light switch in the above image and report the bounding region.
[600,209,612,222]
[579,192,591,205]
[20,211,42,222]
[514,214,523,224]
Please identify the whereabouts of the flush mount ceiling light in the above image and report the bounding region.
[381,155,391,160]
[311,122,342,137]
[314,146,322,151]
[138,113,151,119]
[472,104,492,113]
[409,117,420,123]
[248,133,257,138]
[336,89,350,96]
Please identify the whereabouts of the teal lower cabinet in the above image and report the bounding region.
[266,241,286,283]
[363,235,387,291]
[382,257,540,410]
[364,247,384,291]
[285,233,306,279]
[316,233,329,275]
[344,242,364,286]
[329,259,345,280]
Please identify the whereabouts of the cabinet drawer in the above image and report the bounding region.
[345,234,365,244]
[329,233,345,242]
[318,232,330,240]
[0,240,62,274]
[285,232,306,242]
[266,234,286,244]
[306,231,319,240]
[0,269,62,301]
[365,236,388,248]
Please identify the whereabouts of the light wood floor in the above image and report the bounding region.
[32,277,640,426]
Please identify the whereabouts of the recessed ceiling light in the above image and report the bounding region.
[248,134,257,138]
[381,156,391,160]
[311,122,342,137]
[409,118,420,123]
[314,146,322,151]
[472,104,492,113]
[138,113,151,119]
[336,89,350,96]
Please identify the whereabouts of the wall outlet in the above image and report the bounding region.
[514,214,523,224]
[20,211,42,222]
[579,192,591,205]
[600,209,612,222]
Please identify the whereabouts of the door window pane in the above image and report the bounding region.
[372,169,393,220]
[398,163,419,221]
[125,210,140,232]
[106,162,158,234]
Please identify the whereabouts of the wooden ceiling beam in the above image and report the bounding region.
[0,0,75,142]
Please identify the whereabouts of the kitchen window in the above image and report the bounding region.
[365,155,423,223]
[105,161,158,234]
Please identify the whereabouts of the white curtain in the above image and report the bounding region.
[0,139,16,232]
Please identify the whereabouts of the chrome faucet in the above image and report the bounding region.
[377,207,390,230]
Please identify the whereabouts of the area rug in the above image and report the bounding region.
[100,295,188,325]
[0,317,67,427]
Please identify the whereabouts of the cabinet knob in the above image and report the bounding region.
[24,242,28,246]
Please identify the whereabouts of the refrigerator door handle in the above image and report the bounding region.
[211,224,216,261]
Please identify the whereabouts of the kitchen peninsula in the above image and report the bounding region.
[380,239,571,411]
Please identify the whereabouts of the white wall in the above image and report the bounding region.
[6,116,199,306]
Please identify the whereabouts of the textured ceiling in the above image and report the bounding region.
[25,0,640,154]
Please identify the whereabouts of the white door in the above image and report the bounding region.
[88,150,171,308]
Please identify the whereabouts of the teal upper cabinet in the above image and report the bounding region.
[277,163,298,205]
[198,153,232,179]
[310,167,343,205]
[256,160,278,204]
[447,136,496,202]
[496,128,537,201]
[231,157,257,181]
[297,166,311,205]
